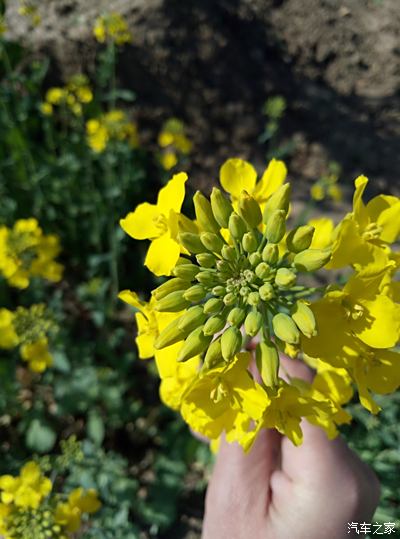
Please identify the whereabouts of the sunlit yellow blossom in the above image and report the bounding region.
[93,12,132,46]
[120,173,188,276]
[42,75,93,117]
[308,217,335,249]
[55,488,101,533]
[219,157,287,212]
[0,219,63,289]
[0,462,52,509]
[158,118,192,170]
[160,151,178,170]
[20,337,53,373]
[0,309,19,349]
[86,109,139,152]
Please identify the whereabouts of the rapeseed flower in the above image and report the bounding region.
[86,109,139,152]
[41,75,93,117]
[93,12,132,46]
[158,118,192,170]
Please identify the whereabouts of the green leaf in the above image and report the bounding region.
[87,410,105,446]
[26,419,56,453]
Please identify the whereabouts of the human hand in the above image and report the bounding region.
[202,359,380,539]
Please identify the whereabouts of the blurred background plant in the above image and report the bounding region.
[0,0,398,537]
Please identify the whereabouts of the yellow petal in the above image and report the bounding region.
[120,203,161,240]
[144,235,181,276]
[252,159,287,202]
[219,158,257,199]
[352,175,369,229]
[351,295,400,348]
[157,172,188,214]
[375,200,400,243]
[308,217,334,249]
[118,290,144,310]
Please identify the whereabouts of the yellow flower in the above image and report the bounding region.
[45,87,65,105]
[0,309,19,349]
[158,119,192,169]
[219,157,287,208]
[308,217,335,249]
[310,183,324,201]
[120,172,188,276]
[93,13,132,46]
[40,102,53,115]
[0,462,52,509]
[20,337,53,373]
[86,119,108,152]
[55,488,101,533]
[86,110,139,152]
[160,357,200,410]
[160,151,178,170]
[328,176,400,273]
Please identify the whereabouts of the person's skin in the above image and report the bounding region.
[202,358,381,539]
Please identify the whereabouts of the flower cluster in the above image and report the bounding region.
[0,218,63,289]
[310,161,343,202]
[120,158,400,450]
[40,75,93,117]
[0,461,101,538]
[157,118,192,170]
[86,109,139,153]
[93,12,132,46]
[0,304,57,372]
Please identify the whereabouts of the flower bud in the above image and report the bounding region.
[247,291,260,306]
[240,286,251,297]
[203,337,224,369]
[177,326,212,362]
[262,183,291,223]
[286,225,314,253]
[200,232,224,253]
[227,307,246,326]
[221,245,236,261]
[183,284,207,302]
[210,188,233,228]
[203,315,226,335]
[275,268,296,288]
[262,243,279,265]
[178,305,207,332]
[156,291,190,312]
[293,249,332,272]
[153,278,187,300]
[196,271,218,287]
[155,317,185,349]
[259,282,274,301]
[265,209,286,244]
[173,263,199,280]
[179,232,205,254]
[223,292,236,305]
[228,213,247,240]
[292,301,317,338]
[272,312,300,344]
[203,297,223,314]
[221,326,242,361]
[248,252,262,267]
[237,191,262,228]
[196,253,216,268]
[244,311,263,337]
[242,231,258,253]
[193,191,220,234]
[216,259,230,272]
[256,340,279,388]
[255,262,271,280]
[212,285,226,296]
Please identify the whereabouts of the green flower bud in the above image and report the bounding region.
[212,285,226,296]
[243,269,255,283]
[177,326,212,362]
[153,278,187,300]
[183,284,207,302]
[240,286,251,297]
[255,262,271,280]
[221,326,242,361]
[227,307,246,326]
[200,232,224,253]
[178,305,207,332]
[256,340,279,388]
[156,290,190,312]
[272,312,300,344]
[173,263,199,280]
[155,317,185,349]
[196,253,216,268]
[286,225,315,253]
[244,310,263,337]
[263,183,291,223]
[242,231,258,253]
[216,259,231,272]
[210,188,233,228]
[292,301,317,338]
[265,209,286,244]
[204,297,223,314]
[223,292,236,305]
[262,243,279,265]
[196,271,218,287]
[179,232,205,254]
[259,282,274,301]
[203,315,226,336]
[293,248,332,272]
[275,267,296,288]
[228,213,247,240]
[247,291,260,306]
[248,252,262,267]
[193,191,220,234]
[221,245,236,261]
[203,337,224,369]
[237,191,262,228]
